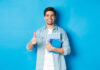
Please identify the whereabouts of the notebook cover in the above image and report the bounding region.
[49,39,62,54]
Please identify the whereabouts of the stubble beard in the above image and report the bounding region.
[47,22,54,25]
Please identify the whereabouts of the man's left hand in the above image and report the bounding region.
[46,40,55,51]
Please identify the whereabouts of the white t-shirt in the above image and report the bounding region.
[43,28,54,70]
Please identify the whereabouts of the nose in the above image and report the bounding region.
[48,16,52,19]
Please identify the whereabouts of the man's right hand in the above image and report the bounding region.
[31,32,37,45]
[27,32,37,50]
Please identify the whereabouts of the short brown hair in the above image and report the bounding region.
[44,7,56,16]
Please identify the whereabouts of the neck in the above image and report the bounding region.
[46,23,55,29]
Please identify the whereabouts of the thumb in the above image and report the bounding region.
[34,32,36,38]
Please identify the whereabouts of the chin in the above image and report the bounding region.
[47,23,53,25]
[47,22,54,25]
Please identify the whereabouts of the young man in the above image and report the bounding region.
[27,7,71,70]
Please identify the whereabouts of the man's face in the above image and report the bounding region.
[44,11,56,25]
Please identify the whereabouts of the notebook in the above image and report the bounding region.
[47,33,62,54]
[47,33,60,41]
[49,39,62,54]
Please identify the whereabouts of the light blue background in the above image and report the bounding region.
[0,0,100,70]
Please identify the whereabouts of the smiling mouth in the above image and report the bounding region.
[48,20,52,22]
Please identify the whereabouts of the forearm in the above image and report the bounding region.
[53,47,64,54]
[27,41,34,50]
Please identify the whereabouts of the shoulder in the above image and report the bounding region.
[36,26,45,34]
[57,26,69,39]
[57,26,67,34]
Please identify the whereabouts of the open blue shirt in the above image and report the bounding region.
[35,25,71,70]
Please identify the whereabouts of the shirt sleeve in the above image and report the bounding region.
[61,30,71,56]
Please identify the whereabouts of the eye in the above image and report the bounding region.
[51,14,54,16]
[46,14,49,17]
